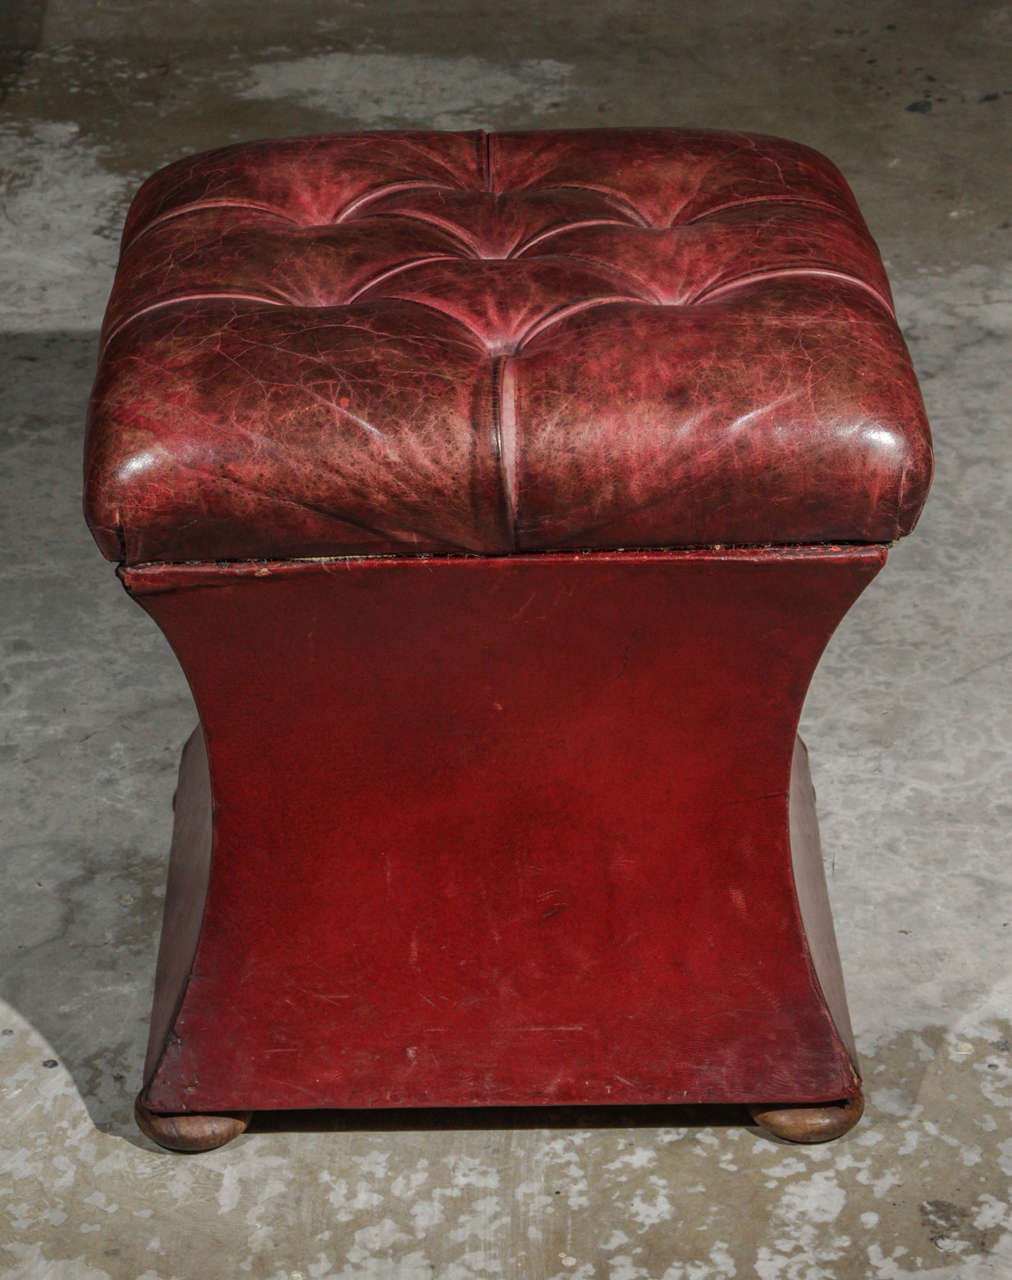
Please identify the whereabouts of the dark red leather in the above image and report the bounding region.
[84,130,933,564]
[129,547,881,1113]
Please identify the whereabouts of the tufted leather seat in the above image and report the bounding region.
[84,129,932,564]
[88,131,938,1149]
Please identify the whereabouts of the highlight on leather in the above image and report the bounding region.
[84,129,933,564]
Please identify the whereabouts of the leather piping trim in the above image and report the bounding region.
[120,545,893,595]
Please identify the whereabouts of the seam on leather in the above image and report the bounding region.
[332,181,458,223]
[509,246,665,303]
[492,355,517,550]
[484,131,495,194]
[163,459,472,555]
[124,200,301,249]
[519,183,652,227]
[682,194,865,227]
[690,268,896,316]
[482,130,492,193]
[360,296,491,350]
[516,295,649,351]
[893,460,908,542]
[101,293,287,353]
[350,209,481,257]
[345,256,462,303]
[509,218,645,257]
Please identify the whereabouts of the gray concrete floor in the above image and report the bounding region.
[1,1,1009,1276]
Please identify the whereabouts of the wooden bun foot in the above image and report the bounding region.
[748,1093,864,1143]
[135,1094,251,1152]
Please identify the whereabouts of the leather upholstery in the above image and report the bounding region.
[84,130,932,563]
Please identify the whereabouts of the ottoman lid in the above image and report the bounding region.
[84,129,932,564]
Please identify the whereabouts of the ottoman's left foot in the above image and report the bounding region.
[135,1095,251,1152]
[748,1093,864,1143]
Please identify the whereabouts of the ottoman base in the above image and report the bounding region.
[128,548,883,1148]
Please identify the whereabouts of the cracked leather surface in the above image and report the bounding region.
[84,129,933,563]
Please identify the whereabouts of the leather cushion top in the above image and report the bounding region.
[84,129,932,563]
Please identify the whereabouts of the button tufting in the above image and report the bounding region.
[85,129,932,566]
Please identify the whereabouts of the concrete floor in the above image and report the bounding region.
[1,0,1009,1275]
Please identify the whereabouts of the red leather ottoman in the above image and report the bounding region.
[84,130,932,1152]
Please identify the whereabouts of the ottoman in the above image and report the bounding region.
[83,129,932,1152]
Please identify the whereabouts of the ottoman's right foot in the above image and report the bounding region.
[748,1093,864,1143]
[135,1095,251,1152]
